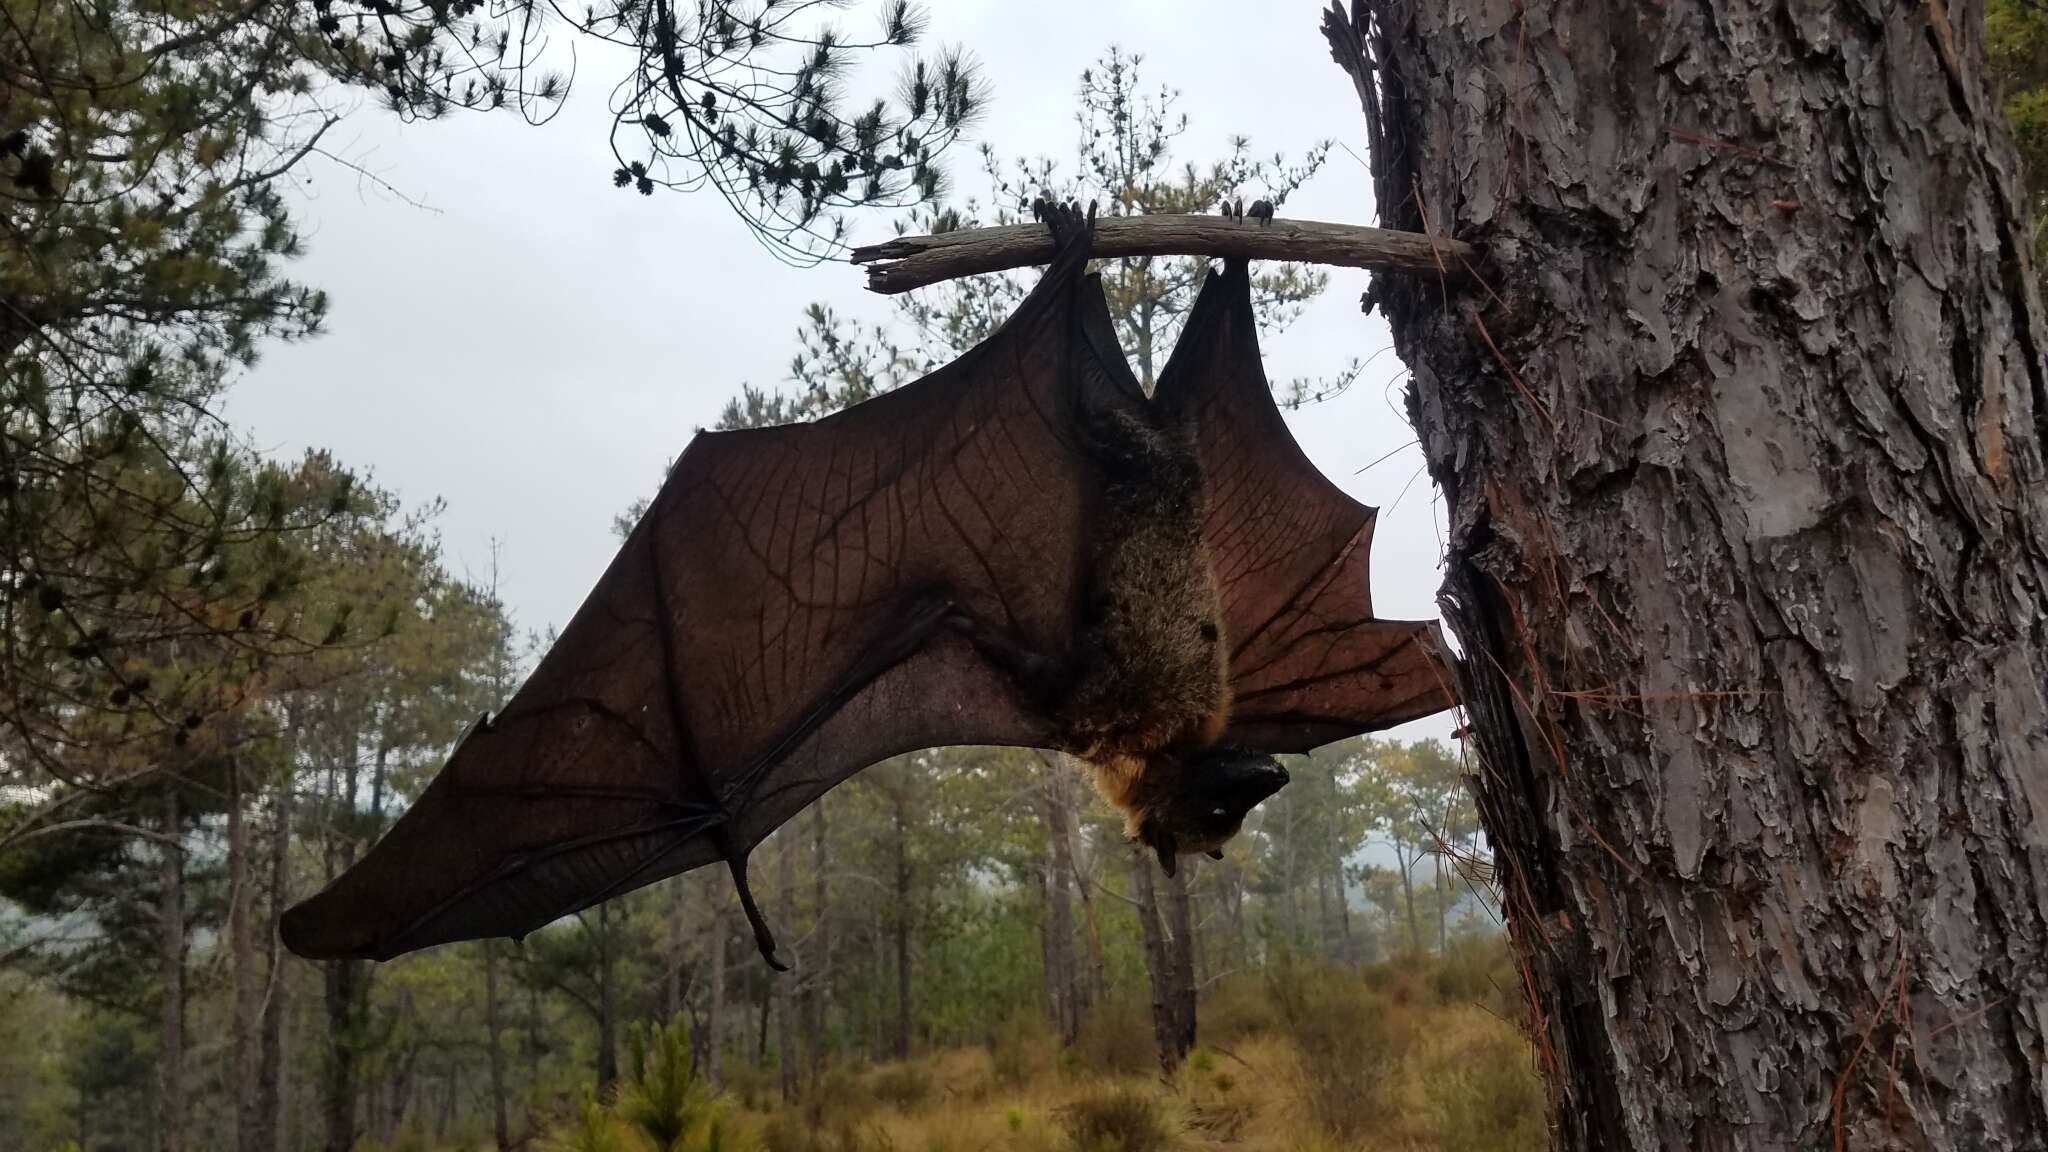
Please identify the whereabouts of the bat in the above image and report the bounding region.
[280,203,1451,970]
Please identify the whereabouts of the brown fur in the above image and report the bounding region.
[1052,400,1232,837]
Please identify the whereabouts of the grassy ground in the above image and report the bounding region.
[711,942,1549,1152]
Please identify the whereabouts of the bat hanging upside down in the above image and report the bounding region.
[281,202,1451,970]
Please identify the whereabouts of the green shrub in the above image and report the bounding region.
[1057,1087,1174,1152]
[615,1015,732,1151]
[540,1086,634,1152]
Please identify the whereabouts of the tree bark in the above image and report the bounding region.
[157,784,185,1152]
[321,959,361,1152]
[257,753,294,1152]
[229,758,264,1152]
[891,791,912,1061]
[595,902,617,1096]
[663,878,688,1025]
[1162,863,1198,1058]
[1333,847,1356,965]
[483,940,511,1151]
[850,215,1470,294]
[1396,842,1422,957]
[707,895,728,1084]
[1038,754,1082,1043]
[775,837,798,1100]
[321,730,369,1152]
[1128,847,1180,1072]
[1329,0,2048,1148]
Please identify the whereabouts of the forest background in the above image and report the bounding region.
[13,1,2048,1150]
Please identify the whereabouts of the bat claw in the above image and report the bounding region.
[1039,195,1094,254]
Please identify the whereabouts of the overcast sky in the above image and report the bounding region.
[225,0,1455,744]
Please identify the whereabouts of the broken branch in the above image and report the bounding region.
[849,215,1477,295]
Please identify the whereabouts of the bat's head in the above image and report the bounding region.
[1136,748,1288,877]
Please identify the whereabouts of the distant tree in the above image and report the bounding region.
[896,47,1341,401]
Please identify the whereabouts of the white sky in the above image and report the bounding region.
[226,0,1456,744]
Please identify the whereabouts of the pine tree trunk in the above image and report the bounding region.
[484,940,511,1151]
[1128,847,1179,1072]
[230,760,264,1152]
[1333,849,1355,965]
[524,976,543,1105]
[891,792,912,1061]
[1435,853,1447,953]
[775,837,798,1100]
[1039,754,1082,1043]
[257,761,293,1152]
[322,731,369,1152]
[1396,844,1422,956]
[805,800,830,1084]
[663,879,687,1024]
[157,784,185,1152]
[707,897,728,1084]
[1314,860,1334,957]
[1329,0,2048,1147]
[1162,864,1198,1058]
[321,959,361,1152]
[595,903,617,1096]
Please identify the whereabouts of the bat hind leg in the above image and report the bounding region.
[719,831,789,972]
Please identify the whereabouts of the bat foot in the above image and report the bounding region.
[721,839,789,972]
[1037,195,1094,252]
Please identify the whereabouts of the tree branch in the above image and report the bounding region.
[849,215,1476,294]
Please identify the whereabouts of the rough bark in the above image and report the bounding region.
[1329,0,2048,1148]
[157,784,185,1152]
[850,214,1472,294]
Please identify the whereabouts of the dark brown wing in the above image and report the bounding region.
[1153,259,1453,752]
[281,236,1127,963]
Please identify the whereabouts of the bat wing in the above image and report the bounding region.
[282,234,1129,964]
[1153,259,1454,753]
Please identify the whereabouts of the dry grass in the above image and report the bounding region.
[731,948,1546,1152]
